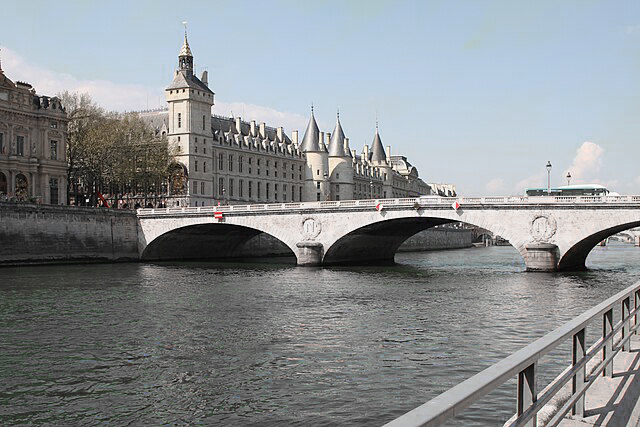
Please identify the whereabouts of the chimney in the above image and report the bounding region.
[344,137,350,154]
[386,145,391,161]
[292,130,299,146]
[320,132,324,147]
[326,133,331,146]
[201,70,208,86]
[259,122,266,139]
[364,145,370,160]
[250,120,257,137]
[352,149,356,159]
[277,126,284,142]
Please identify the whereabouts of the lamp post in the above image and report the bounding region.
[369,180,373,199]
[546,161,552,195]
[566,172,571,186]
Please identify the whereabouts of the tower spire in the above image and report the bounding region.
[178,21,193,74]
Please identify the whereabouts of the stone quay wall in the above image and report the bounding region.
[0,203,139,265]
[397,228,474,252]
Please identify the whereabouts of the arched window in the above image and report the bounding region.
[0,172,7,194]
[15,174,28,201]
[168,163,188,195]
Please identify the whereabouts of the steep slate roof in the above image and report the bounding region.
[166,71,213,94]
[328,116,348,157]
[299,111,321,152]
[370,128,386,162]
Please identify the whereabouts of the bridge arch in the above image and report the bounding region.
[321,211,524,266]
[140,222,295,262]
[558,220,640,271]
[323,217,454,265]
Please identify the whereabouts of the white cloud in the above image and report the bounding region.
[1,46,308,133]
[485,178,504,193]
[2,46,161,112]
[564,141,604,184]
[514,141,608,194]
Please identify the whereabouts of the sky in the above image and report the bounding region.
[2,0,640,196]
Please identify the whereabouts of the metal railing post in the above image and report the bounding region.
[622,296,631,351]
[517,362,537,427]
[572,328,586,417]
[603,309,613,377]
[633,289,640,335]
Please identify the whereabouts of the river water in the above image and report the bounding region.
[1,243,640,426]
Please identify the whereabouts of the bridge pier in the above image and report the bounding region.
[524,243,560,272]
[296,241,324,266]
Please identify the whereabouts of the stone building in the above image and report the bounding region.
[0,60,68,204]
[142,32,435,206]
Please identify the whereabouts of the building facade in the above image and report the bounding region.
[0,61,68,204]
[142,33,442,207]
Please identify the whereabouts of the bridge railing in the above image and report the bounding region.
[382,281,640,427]
[136,195,640,216]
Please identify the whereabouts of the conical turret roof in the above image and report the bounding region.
[328,116,347,157]
[370,127,386,162]
[299,110,321,152]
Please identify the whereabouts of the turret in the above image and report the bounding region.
[301,107,329,201]
[327,113,354,200]
[369,123,393,199]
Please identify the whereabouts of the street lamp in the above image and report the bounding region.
[546,161,552,195]
[566,171,571,186]
[369,180,373,199]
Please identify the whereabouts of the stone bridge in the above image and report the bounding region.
[136,195,640,271]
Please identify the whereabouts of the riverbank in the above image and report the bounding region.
[0,202,139,265]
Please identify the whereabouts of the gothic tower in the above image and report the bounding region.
[165,29,215,206]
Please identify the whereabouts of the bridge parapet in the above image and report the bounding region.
[137,195,640,217]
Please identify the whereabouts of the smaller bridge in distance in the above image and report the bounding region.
[137,195,640,271]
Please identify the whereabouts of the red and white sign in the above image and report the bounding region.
[375,203,384,212]
[451,201,460,210]
[214,212,223,219]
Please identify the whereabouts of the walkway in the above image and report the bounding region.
[558,335,640,427]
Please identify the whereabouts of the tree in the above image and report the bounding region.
[58,91,104,205]
[59,91,179,207]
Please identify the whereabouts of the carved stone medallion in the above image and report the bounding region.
[301,217,322,240]
[530,213,557,242]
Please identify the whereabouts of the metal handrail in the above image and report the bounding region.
[136,195,640,216]
[382,282,640,427]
